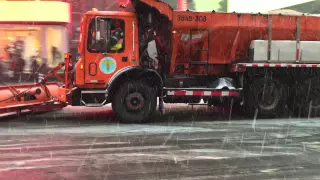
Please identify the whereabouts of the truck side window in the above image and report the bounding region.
[87,18,125,53]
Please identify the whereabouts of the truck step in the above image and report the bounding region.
[84,103,104,107]
[188,103,208,106]
[81,90,106,94]
[80,90,107,107]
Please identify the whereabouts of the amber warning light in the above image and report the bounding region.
[64,53,71,60]
[120,3,126,8]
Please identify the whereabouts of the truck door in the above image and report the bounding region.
[84,16,127,84]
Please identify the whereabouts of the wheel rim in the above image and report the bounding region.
[125,92,145,111]
[257,82,281,110]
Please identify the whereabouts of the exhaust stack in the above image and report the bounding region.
[177,0,188,11]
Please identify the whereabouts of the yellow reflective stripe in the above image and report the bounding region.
[111,39,123,50]
[111,44,122,50]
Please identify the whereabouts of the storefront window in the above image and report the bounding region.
[0,24,68,77]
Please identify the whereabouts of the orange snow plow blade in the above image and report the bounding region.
[0,53,73,116]
[0,82,67,115]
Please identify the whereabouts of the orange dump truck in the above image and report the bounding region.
[1,0,320,122]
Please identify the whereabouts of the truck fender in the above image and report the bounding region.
[106,66,163,99]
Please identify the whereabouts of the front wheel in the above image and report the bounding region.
[112,81,157,123]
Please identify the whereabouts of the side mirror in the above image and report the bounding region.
[94,17,100,41]
[93,17,114,52]
[94,17,106,41]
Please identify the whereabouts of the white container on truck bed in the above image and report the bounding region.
[249,40,320,63]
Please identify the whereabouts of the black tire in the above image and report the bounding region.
[295,78,320,118]
[112,81,157,123]
[244,78,288,118]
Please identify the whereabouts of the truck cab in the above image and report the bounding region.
[71,3,170,123]
[74,10,140,88]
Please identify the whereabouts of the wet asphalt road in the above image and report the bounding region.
[0,105,319,180]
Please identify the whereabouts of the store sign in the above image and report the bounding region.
[0,1,71,23]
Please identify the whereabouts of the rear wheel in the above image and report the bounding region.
[112,81,157,123]
[296,78,320,117]
[244,78,288,118]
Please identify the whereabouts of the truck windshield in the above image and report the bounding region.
[87,17,125,53]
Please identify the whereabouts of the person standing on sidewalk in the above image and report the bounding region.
[12,54,25,81]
